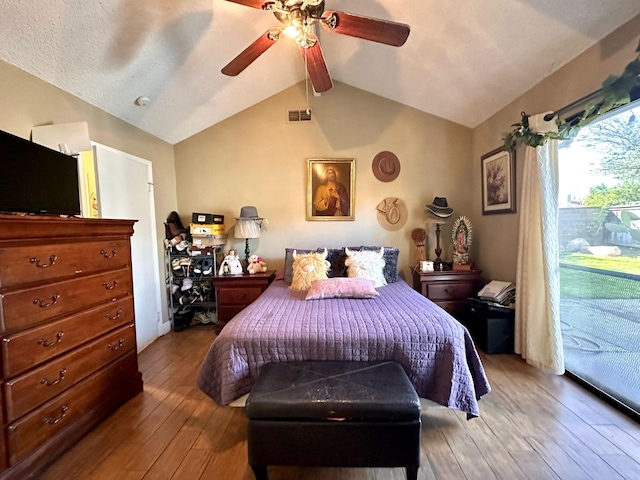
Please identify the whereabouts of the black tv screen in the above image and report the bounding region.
[0,129,81,216]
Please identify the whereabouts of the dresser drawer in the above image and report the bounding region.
[5,350,138,465]
[0,267,132,333]
[426,282,476,301]
[1,296,134,378]
[435,300,468,317]
[217,287,262,306]
[0,239,130,288]
[3,323,135,422]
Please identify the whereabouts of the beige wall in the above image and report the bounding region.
[0,60,178,324]
[472,15,640,282]
[6,11,637,320]
[174,81,473,280]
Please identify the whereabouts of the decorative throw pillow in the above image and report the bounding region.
[323,248,348,278]
[284,247,347,284]
[354,246,399,283]
[285,246,398,284]
[305,278,380,300]
[284,248,312,285]
[344,247,387,288]
[290,249,330,291]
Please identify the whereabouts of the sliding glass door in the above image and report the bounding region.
[557,102,640,415]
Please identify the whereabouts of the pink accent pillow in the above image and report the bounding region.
[305,278,380,300]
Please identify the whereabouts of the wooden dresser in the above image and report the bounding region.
[0,215,143,479]
[412,269,483,319]
[211,271,276,322]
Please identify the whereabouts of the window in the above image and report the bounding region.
[558,101,640,415]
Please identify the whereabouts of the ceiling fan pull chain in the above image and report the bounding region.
[304,47,310,114]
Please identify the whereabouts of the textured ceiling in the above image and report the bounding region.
[1,1,639,144]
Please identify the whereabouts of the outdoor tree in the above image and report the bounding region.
[585,183,640,206]
[577,110,640,185]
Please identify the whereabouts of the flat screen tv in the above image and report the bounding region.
[0,129,81,216]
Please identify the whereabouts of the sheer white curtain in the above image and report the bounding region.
[514,112,564,374]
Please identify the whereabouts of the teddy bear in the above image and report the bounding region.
[247,254,267,274]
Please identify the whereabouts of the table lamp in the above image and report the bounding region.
[425,197,454,271]
[424,219,447,270]
[235,206,264,266]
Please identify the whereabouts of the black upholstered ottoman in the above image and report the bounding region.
[246,361,421,480]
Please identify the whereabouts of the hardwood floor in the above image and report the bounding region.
[39,327,640,480]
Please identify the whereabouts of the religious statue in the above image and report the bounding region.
[451,216,473,270]
[218,249,244,275]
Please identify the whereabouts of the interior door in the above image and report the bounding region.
[93,143,161,352]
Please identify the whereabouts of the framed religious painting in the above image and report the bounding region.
[307,158,355,221]
[481,147,516,215]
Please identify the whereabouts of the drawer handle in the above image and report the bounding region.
[106,308,123,320]
[38,331,64,347]
[108,338,125,351]
[41,368,67,387]
[102,280,119,290]
[30,255,58,268]
[33,294,60,308]
[42,405,69,425]
[100,248,118,259]
[444,288,457,295]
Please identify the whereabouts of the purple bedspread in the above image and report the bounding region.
[197,278,490,417]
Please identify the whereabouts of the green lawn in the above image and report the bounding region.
[559,253,640,274]
[560,253,640,299]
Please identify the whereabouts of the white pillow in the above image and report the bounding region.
[344,247,387,288]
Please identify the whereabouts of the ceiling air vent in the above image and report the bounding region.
[287,108,313,123]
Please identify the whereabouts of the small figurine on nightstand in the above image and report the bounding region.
[218,249,244,275]
[452,216,473,271]
[247,254,267,274]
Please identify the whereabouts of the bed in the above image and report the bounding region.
[197,275,491,418]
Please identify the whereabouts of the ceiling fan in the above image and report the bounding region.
[221,0,410,93]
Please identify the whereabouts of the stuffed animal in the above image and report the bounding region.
[247,254,267,274]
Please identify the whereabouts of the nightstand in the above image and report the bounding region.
[211,271,276,322]
[412,269,483,319]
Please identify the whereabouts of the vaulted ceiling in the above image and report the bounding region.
[1,1,639,144]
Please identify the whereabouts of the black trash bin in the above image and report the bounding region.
[466,298,515,354]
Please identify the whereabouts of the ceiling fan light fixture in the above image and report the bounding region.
[222,0,410,91]
[297,34,316,49]
[282,24,299,38]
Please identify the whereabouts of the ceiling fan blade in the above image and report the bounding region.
[300,35,333,93]
[222,29,280,76]
[321,11,410,47]
[225,0,271,10]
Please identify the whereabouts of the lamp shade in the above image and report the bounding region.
[235,219,261,239]
[235,206,263,239]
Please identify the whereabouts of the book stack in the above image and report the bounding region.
[478,281,515,306]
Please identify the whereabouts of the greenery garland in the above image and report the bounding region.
[502,40,640,151]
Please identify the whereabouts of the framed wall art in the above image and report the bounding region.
[481,147,516,215]
[307,158,355,221]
